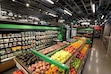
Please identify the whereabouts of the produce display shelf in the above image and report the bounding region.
[31,50,69,71]
[70,39,77,43]
[76,46,90,74]
[13,44,69,74]
[13,39,88,74]
[14,58,30,74]
[38,44,66,55]
[1,56,15,62]
[46,44,70,57]
[65,41,86,66]
[36,44,51,51]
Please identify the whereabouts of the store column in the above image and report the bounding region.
[107,34,111,57]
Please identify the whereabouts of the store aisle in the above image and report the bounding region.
[83,39,111,74]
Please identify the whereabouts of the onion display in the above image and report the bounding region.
[28,61,50,74]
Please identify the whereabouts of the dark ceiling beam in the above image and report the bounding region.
[55,5,81,20]
[77,3,90,7]
[34,0,73,20]
[90,0,93,13]
[1,1,35,15]
[104,0,111,12]
[62,0,82,20]
[12,0,40,13]
[72,0,82,11]
[90,0,95,18]
[34,0,56,13]
[80,0,89,14]
[33,0,65,18]
[2,0,54,19]
[99,0,102,7]
[72,0,84,14]
[35,0,76,20]
[106,7,111,18]
[72,0,90,20]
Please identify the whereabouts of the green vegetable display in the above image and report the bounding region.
[70,58,81,71]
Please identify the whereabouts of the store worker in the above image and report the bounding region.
[65,24,71,42]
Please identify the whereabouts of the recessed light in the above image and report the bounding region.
[64,9,72,16]
[92,4,95,13]
[48,13,58,17]
[26,3,30,7]
[12,0,15,1]
[39,9,42,11]
[45,0,54,4]
[101,15,104,19]
[45,12,48,14]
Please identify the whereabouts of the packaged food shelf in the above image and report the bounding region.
[0,30,59,63]
[1,56,15,62]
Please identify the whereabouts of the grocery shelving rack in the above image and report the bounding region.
[76,28,94,46]
[0,20,61,72]
[0,20,91,74]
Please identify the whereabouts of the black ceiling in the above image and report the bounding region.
[0,0,111,22]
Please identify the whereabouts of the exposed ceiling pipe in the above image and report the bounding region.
[4,0,41,15]
[80,0,89,14]
[34,0,56,12]
[35,0,70,19]
[104,0,111,12]
[72,0,89,20]
[62,0,83,20]
[90,0,95,13]
[99,0,102,7]
[45,0,54,4]
[11,0,40,11]
[72,0,84,14]
[90,0,95,24]
[72,0,82,12]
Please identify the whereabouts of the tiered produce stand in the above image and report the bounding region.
[14,37,91,74]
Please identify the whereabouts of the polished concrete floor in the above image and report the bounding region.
[83,38,111,74]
